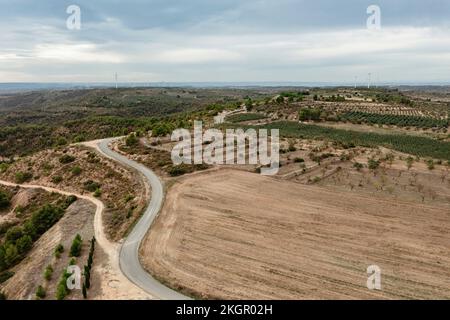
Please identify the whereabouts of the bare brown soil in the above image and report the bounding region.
[141,169,450,300]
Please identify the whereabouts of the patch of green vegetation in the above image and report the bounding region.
[0,204,65,272]
[71,166,82,176]
[0,270,14,284]
[227,113,267,123]
[54,244,64,259]
[15,171,33,183]
[0,190,11,209]
[0,163,9,173]
[226,121,450,161]
[299,108,322,121]
[51,175,63,184]
[340,111,448,129]
[59,154,75,164]
[44,265,53,280]
[83,180,101,192]
[35,285,46,299]
[69,234,82,257]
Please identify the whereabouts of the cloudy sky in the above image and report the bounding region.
[0,0,449,83]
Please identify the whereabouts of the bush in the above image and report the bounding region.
[16,235,33,254]
[56,269,71,300]
[44,265,53,280]
[83,180,101,192]
[125,133,138,146]
[70,234,82,257]
[54,244,64,258]
[368,159,380,170]
[0,290,6,300]
[59,155,75,164]
[0,271,14,284]
[51,175,63,184]
[426,159,435,170]
[0,163,9,173]
[15,171,33,183]
[5,226,23,243]
[61,195,77,210]
[4,243,18,267]
[0,191,11,209]
[299,108,322,121]
[294,157,305,163]
[35,285,46,299]
[353,162,364,171]
[93,188,102,198]
[168,165,189,177]
[71,166,82,176]
[24,205,64,240]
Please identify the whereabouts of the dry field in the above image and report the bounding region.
[141,169,450,299]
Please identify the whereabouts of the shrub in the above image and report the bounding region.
[70,234,82,257]
[56,269,71,300]
[71,166,82,176]
[83,180,101,192]
[368,159,380,170]
[44,265,53,280]
[168,165,189,177]
[353,162,364,171]
[15,171,33,183]
[24,205,64,240]
[0,191,10,209]
[0,290,6,300]
[406,156,414,169]
[61,195,77,210]
[51,175,63,184]
[16,235,33,254]
[35,285,46,299]
[56,137,67,146]
[299,108,322,121]
[294,157,305,163]
[54,244,64,258]
[125,133,138,146]
[0,271,14,284]
[93,188,102,198]
[0,163,9,173]
[4,243,18,267]
[426,159,435,170]
[5,226,24,243]
[59,155,75,164]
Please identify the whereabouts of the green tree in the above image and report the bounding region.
[35,285,46,299]
[44,265,54,280]
[54,244,64,259]
[71,166,82,176]
[82,283,87,299]
[125,133,138,146]
[59,154,75,164]
[4,244,18,267]
[5,226,24,243]
[70,234,82,257]
[16,235,33,254]
[0,191,11,209]
[406,156,414,170]
[368,159,380,170]
[15,171,33,183]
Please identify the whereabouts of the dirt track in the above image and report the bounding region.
[141,169,450,299]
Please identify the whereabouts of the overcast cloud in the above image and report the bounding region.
[0,0,449,83]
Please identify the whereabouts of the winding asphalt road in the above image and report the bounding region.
[97,138,189,300]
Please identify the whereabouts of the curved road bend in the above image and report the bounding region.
[97,138,189,300]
